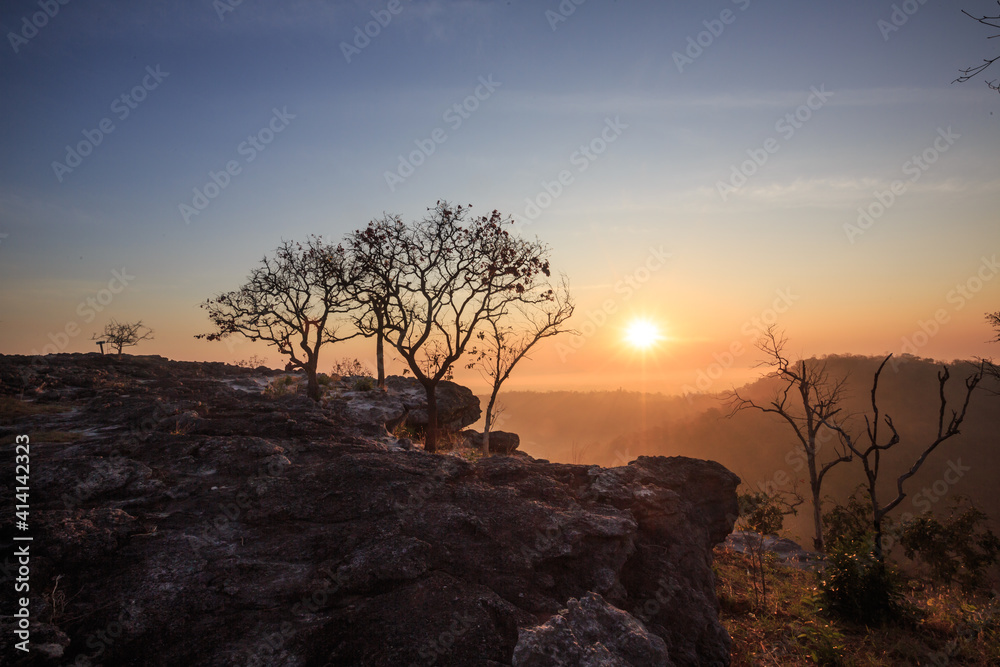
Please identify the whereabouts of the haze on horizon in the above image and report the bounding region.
[1,0,998,395]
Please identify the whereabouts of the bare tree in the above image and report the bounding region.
[984,311,1000,389]
[94,319,154,354]
[467,277,574,455]
[955,2,1000,92]
[826,356,984,563]
[727,326,853,552]
[344,214,405,390]
[196,236,361,402]
[349,202,552,452]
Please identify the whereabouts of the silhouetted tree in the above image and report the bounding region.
[349,202,552,452]
[827,356,984,563]
[196,236,361,402]
[343,214,404,391]
[94,319,154,354]
[955,3,1000,92]
[727,326,853,552]
[468,276,574,455]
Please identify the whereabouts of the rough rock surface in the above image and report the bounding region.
[461,429,521,454]
[723,532,826,571]
[0,354,739,667]
[332,375,482,433]
[511,592,670,666]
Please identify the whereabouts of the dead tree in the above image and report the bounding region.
[196,236,361,402]
[467,276,574,455]
[954,2,1000,92]
[94,320,154,354]
[727,326,853,552]
[827,356,984,563]
[984,311,1000,389]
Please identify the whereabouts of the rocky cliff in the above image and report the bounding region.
[0,354,739,666]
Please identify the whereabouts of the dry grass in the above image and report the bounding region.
[0,395,71,425]
[1,430,84,447]
[715,547,1000,666]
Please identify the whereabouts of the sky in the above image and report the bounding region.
[1,0,998,395]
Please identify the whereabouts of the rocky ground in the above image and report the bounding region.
[1,354,740,666]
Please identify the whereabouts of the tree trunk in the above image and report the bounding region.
[305,361,320,403]
[808,453,824,552]
[871,486,885,564]
[811,488,824,552]
[424,382,438,453]
[376,333,386,390]
[482,390,499,456]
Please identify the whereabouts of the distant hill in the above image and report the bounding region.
[484,354,1000,542]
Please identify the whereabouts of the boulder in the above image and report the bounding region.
[724,531,825,571]
[462,429,520,454]
[512,592,670,666]
[383,375,482,431]
[333,375,481,434]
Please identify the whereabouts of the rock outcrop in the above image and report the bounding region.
[332,374,481,434]
[724,532,825,571]
[0,354,739,666]
[461,429,520,454]
[512,592,670,666]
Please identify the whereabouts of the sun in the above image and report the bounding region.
[623,319,663,350]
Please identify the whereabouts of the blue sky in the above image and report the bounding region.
[2,0,998,393]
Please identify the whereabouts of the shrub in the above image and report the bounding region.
[264,375,298,397]
[795,619,847,666]
[235,355,267,369]
[351,376,376,392]
[819,493,906,624]
[735,488,798,610]
[898,500,1000,593]
[738,490,786,536]
[331,357,372,378]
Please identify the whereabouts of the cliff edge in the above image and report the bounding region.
[1,354,739,666]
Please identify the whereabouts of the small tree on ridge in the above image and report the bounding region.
[196,236,361,402]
